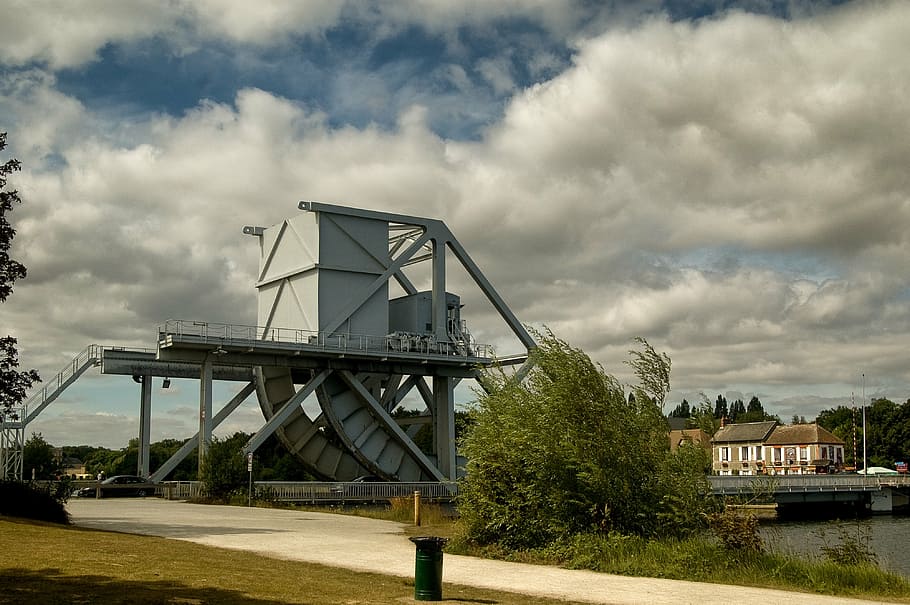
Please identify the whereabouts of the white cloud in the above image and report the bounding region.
[0,0,594,70]
[4,1,910,444]
[0,1,177,69]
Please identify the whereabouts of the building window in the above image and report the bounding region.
[720,447,730,462]
[754,446,763,461]
[820,446,829,459]
[773,448,782,463]
[740,446,750,461]
[799,447,808,461]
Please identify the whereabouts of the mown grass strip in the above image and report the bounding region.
[0,518,584,605]
[446,530,910,603]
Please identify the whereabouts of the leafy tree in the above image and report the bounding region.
[816,399,910,468]
[713,395,728,420]
[199,432,249,501]
[1,132,39,412]
[728,399,746,422]
[693,394,721,436]
[735,396,778,424]
[458,330,711,549]
[23,432,62,480]
[817,405,860,467]
[668,399,691,419]
[747,396,763,414]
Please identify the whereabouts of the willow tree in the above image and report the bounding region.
[458,331,711,549]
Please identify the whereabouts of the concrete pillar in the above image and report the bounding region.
[198,358,213,471]
[137,374,152,477]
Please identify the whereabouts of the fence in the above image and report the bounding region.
[708,474,910,495]
[156,481,458,503]
[159,319,494,360]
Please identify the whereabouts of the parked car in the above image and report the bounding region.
[76,475,155,498]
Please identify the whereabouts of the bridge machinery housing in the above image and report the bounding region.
[9,202,533,483]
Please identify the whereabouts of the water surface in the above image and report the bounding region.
[759,515,910,577]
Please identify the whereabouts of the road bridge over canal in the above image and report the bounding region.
[708,474,910,515]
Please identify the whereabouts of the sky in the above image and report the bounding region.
[2,0,908,449]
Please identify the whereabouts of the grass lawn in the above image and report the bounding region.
[0,517,586,605]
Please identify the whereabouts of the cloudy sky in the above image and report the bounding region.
[2,0,908,449]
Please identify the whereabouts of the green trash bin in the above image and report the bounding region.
[409,536,448,601]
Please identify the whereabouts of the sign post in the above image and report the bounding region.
[247,451,254,507]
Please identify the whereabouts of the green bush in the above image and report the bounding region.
[709,507,764,553]
[0,480,70,524]
[821,523,877,566]
[458,332,713,549]
[199,433,248,502]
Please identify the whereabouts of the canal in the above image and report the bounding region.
[759,515,910,577]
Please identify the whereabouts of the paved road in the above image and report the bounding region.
[67,498,890,605]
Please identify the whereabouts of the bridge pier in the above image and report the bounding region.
[137,373,152,477]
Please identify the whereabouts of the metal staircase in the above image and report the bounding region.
[0,344,103,479]
[23,344,104,424]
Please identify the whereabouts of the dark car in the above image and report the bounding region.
[76,475,155,498]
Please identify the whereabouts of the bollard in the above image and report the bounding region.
[413,490,421,526]
[409,536,448,601]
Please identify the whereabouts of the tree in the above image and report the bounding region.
[693,394,721,436]
[669,399,691,419]
[199,432,249,502]
[747,396,763,415]
[458,330,712,549]
[1,132,39,412]
[23,433,62,480]
[729,399,746,422]
[817,405,859,467]
[713,395,728,420]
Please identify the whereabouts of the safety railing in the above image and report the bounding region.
[20,344,156,426]
[708,474,910,495]
[156,481,457,502]
[158,319,494,360]
[21,344,102,421]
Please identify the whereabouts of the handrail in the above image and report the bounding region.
[157,481,458,501]
[19,344,154,425]
[21,345,103,424]
[158,319,495,360]
[708,474,910,494]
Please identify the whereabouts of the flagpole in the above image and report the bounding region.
[862,373,867,473]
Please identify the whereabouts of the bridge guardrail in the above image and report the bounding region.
[159,319,494,361]
[158,481,458,502]
[708,474,910,495]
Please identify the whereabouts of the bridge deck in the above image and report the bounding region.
[155,319,495,377]
[709,474,910,495]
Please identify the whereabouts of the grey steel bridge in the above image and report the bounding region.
[3,202,536,483]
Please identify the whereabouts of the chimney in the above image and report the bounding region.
[720,416,726,429]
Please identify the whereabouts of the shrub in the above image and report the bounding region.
[199,434,248,502]
[458,331,713,549]
[822,524,877,566]
[0,480,70,524]
[709,506,763,553]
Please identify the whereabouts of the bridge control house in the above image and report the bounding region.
[712,421,845,475]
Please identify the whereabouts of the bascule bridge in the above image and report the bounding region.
[2,202,535,482]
